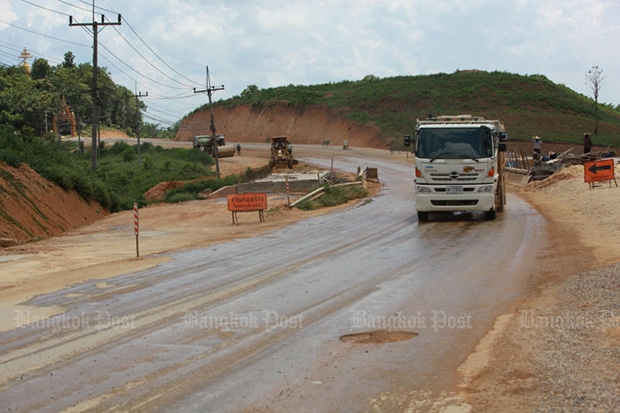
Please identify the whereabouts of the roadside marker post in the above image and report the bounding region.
[286,177,290,206]
[133,203,139,257]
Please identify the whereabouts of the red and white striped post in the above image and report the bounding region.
[133,202,139,257]
[286,176,291,206]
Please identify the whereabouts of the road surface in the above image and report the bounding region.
[0,148,547,412]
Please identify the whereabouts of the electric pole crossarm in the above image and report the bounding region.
[69,14,122,27]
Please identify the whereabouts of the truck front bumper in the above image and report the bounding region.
[415,185,495,212]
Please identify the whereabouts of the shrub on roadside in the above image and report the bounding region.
[294,184,367,210]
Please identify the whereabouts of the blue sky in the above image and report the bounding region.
[1,0,619,127]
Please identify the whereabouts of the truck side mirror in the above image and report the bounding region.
[499,143,507,152]
[403,135,411,147]
[499,132,507,142]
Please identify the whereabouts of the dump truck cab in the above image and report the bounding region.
[411,115,507,221]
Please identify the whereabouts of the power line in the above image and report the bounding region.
[63,0,201,88]
[143,112,175,126]
[122,18,199,87]
[108,23,195,89]
[97,41,189,90]
[18,0,202,94]
[12,1,202,127]
[56,0,93,14]
[0,39,63,65]
[75,0,115,14]
[0,19,90,48]
[21,0,71,17]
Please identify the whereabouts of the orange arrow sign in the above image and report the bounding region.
[584,159,615,183]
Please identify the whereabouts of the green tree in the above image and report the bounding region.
[63,51,76,69]
[0,72,47,133]
[585,65,605,135]
[31,58,51,80]
[240,84,259,99]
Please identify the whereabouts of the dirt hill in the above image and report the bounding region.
[175,103,390,149]
[0,162,106,246]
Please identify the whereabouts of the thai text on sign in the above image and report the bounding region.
[227,193,268,212]
[584,159,615,183]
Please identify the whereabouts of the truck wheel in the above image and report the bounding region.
[485,209,497,220]
[496,179,505,212]
[417,211,430,222]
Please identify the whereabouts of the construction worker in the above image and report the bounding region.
[532,136,542,155]
[583,133,593,154]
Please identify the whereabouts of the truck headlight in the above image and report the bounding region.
[477,185,494,193]
[416,186,432,193]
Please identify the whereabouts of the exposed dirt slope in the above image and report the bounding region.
[0,162,106,246]
[175,103,390,149]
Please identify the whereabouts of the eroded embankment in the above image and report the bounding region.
[0,162,105,245]
[175,103,390,149]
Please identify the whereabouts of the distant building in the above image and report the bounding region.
[19,46,32,74]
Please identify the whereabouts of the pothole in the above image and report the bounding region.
[339,330,418,344]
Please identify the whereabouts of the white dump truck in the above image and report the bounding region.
[406,115,507,221]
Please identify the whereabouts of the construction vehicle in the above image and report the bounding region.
[192,134,236,158]
[269,136,296,169]
[405,115,507,221]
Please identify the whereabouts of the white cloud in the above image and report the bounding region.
[0,0,18,27]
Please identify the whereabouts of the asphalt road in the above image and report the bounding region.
[0,148,547,412]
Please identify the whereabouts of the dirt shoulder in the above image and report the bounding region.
[458,163,620,411]
[0,149,380,332]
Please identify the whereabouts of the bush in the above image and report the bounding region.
[0,149,21,167]
[294,184,367,210]
[165,192,197,204]
[122,148,136,163]
[295,199,321,210]
[163,175,239,202]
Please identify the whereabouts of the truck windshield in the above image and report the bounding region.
[416,127,493,160]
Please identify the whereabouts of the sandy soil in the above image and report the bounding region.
[0,148,379,332]
[457,161,620,410]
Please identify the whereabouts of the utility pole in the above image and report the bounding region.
[133,84,148,163]
[69,2,121,170]
[194,66,224,179]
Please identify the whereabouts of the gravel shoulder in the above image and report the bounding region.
[459,164,620,411]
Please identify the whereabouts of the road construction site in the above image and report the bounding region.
[1,142,619,412]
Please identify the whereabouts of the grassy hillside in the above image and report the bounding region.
[211,70,620,148]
